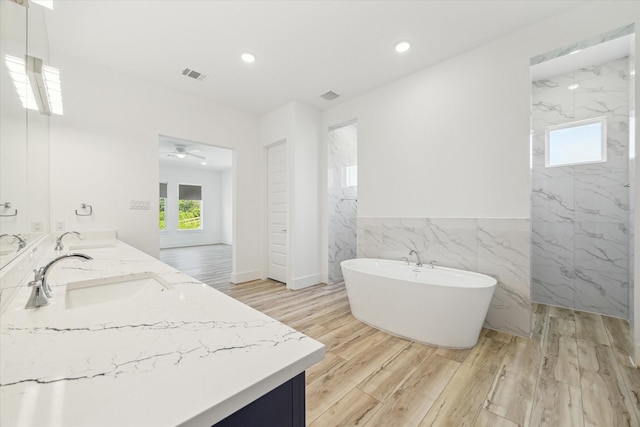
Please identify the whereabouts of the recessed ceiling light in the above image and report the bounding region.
[568,84,580,90]
[241,53,256,63]
[395,41,411,53]
[201,162,207,166]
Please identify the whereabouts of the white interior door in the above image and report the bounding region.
[267,142,288,283]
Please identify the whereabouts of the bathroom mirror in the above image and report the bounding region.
[0,1,50,269]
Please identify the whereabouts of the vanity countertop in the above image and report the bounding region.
[0,240,325,427]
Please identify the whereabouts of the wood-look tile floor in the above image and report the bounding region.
[221,279,640,427]
[160,244,232,290]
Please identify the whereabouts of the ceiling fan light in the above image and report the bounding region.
[176,152,186,159]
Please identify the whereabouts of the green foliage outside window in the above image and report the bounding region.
[159,197,166,230]
[178,199,201,229]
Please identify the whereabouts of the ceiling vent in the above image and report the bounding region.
[182,68,207,82]
[321,90,340,101]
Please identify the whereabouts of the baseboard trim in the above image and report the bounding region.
[231,270,261,284]
[287,273,323,291]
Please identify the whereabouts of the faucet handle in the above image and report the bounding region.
[31,267,52,297]
[428,260,438,268]
[401,257,409,265]
[26,278,50,309]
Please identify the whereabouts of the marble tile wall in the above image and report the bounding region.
[357,217,531,338]
[629,43,636,326]
[531,56,631,319]
[328,124,358,283]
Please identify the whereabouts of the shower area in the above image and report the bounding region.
[327,122,358,283]
[531,27,635,320]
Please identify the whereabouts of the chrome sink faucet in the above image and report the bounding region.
[55,231,82,251]
[26,253,93,309]
[0,234,26,250]
[409,249,422,267]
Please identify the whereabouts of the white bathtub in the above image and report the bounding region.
[341,258,497,349]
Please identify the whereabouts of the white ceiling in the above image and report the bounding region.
[44,0,587,116]
[159,135,233,171]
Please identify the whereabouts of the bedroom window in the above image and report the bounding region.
[178,184,202,230]
[159,182,167,230]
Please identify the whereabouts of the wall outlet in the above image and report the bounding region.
[129,200,150,210]
[31,221,43,232]
[55,221,65,232]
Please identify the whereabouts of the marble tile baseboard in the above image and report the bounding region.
[357,217,531,338]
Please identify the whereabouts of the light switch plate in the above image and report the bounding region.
[129,200,150,210]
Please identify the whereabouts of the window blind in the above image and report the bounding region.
[159,183,168,198]
[179,184,202,200]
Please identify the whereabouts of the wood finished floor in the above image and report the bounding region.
[160,244,232,289]
[225,280,640,427]
[158,247,640,426]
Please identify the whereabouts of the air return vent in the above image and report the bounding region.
[321,90,340,101]
[182,68,207,81]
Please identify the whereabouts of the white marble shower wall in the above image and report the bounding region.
[531,56,631,319]
[357,217,531,338]
[328,124,358,283]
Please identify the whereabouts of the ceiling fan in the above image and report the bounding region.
[162,144,205,160]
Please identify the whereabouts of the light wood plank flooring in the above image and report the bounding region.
[220,279,640,427]
[160,244,232,290]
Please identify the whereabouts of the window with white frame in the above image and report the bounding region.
[159,182,167,230]
[178,184,202,230]
[545,117,607,167]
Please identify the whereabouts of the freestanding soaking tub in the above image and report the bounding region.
[341,258,497,349]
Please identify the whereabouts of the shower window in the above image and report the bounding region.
[344,165,358,187]
[545,116,607,167]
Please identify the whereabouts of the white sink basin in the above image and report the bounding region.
[65,272,171,309]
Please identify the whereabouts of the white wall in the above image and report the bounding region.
[323,2,639,219]
[260,101,322,289]
[49,53,261,282]
[221,169,233,245]
[160,163,230,249]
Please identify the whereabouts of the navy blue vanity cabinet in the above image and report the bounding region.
[214,372,305,427]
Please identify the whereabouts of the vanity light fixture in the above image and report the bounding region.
[241,53,256,63]
[395,41,411,53]
[5,55,63,115]
[26,55,50,115]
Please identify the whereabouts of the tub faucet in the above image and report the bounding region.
[55,231,82,251]
[409,250,422,267]
[26,253,93,309]
[0,234,26,250]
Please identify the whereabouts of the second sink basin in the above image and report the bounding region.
[65,272,171,309]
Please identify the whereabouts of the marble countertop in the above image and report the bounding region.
[0,239,325,427]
